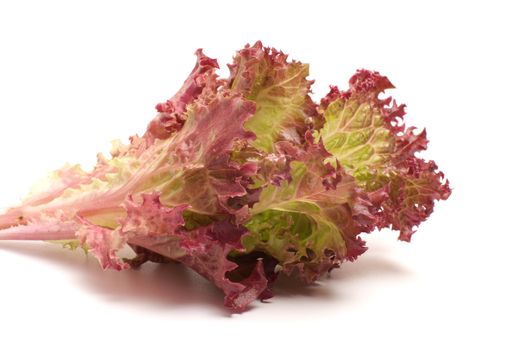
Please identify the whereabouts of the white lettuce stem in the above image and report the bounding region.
[0,223,77,241]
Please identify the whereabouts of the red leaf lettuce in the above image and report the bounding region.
[0,42,451,312]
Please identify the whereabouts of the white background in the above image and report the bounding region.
[0,1,513,349]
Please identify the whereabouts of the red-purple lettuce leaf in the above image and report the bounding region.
[1,92,256,229]
[121,193,273,311]
[146,49,221,141]
[316,70,451,241]
[227,41,320,152]
[243,134,376,282]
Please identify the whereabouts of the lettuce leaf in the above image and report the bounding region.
[0,42,451,312]
[316,70,451,241]
[227,41,320,152]
[243,135,376,282]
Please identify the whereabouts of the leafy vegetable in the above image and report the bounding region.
[0,41,450,311]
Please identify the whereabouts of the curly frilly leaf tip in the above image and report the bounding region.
[0,41,450,312]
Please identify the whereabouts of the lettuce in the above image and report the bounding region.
[0,42,450,311]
